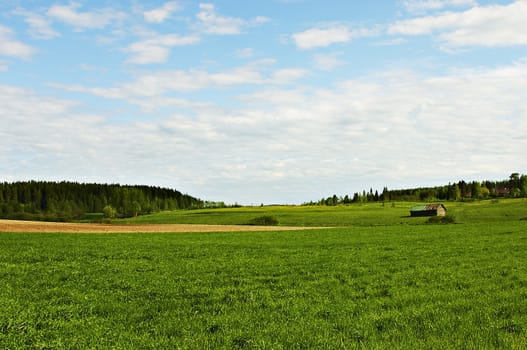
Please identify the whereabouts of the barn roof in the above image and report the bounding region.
[410,205,427,211]
[410,203,446,211]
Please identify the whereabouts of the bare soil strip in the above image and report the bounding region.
[0,219,314,233]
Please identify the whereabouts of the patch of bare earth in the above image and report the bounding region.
[0,219,314,233]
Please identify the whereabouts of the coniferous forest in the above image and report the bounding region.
[307,173,527,206]
[0,181,203,221]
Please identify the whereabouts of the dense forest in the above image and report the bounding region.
[0,181,204,221]
[307,173,527,206]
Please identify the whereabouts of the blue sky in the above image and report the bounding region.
[1,0,526,204]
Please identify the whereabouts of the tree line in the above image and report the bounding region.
[306,173,527,206]
[0,181,205,221]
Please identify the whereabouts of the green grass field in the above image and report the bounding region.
[1,199,527,349]
[119,198,527,227]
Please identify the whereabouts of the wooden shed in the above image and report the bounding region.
[410,204,446,217]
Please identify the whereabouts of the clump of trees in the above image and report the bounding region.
[0,181,204,221]
[306,173,527,206]
[245,216,279,226]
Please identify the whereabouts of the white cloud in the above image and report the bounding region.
[389,1,527,48]
[6,58,527,203]
[292,24,374,49]
[51,60,307,97]
[196,3,269,35]
[236,47,254,58]
[13,9,60,39]
[0,85,97,175]
[125,34,201,64]
[373,38,408,46]
[403,0,477,13]
[0,84,192,187]
[291,2,527,50]
[389,13,458,35]
[0,25,35,59]
[96,28,128,45]
[79,63,105,72]
[127,97,214,112]
[126,44,171,64]
[313,52,344,71]
[254,16,270,25]
[47,3,125,30]
[237,88,307,106]
[143,1,180,23]
[230,61,527,199]
[270,68,309,83]
[197,3,241,34]
[292,25,351,49]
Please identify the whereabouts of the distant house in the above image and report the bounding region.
[494,187,510,196]
[410,204,447,217]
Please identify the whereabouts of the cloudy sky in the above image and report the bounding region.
[1,0,526,204]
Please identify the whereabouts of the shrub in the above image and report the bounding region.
[103,205,117,219]
[245,216,279,226]
[426,215,456,224]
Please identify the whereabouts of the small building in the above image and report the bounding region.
[410,203,446,217]
[494,187,510,196]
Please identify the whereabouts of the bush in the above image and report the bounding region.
[427,215,456,224]
[103,205,117,219]
[245,216,279,226]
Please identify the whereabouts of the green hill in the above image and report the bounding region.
[119,198,527,227]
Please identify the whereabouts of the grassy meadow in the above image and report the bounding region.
[119,198,527,226]
[1,199,527,349]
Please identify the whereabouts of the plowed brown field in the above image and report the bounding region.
[0,219,312,233]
